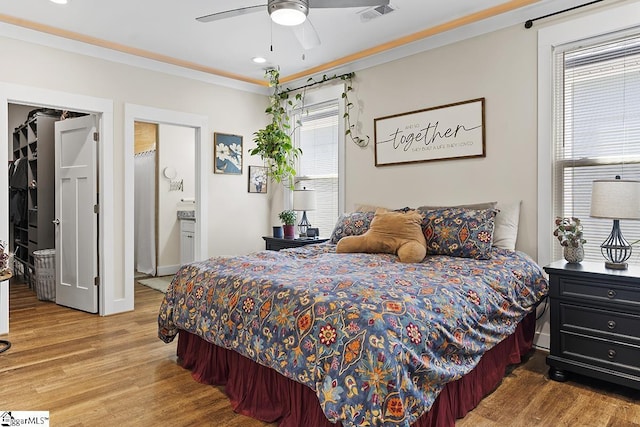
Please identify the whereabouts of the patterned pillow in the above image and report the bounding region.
[421,207,497,259]
[330,211,376,244]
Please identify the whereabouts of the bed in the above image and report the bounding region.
[158,206,548,426]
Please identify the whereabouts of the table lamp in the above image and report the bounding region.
[590,176,640,269]
[293,188,316,237]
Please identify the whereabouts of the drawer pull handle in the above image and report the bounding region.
[608,349,616,360]
[607,320,616,330]
[607,290,617,299]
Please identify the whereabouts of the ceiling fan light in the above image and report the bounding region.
[269,1,308,26]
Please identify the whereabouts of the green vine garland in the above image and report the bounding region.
[250,69,368,188]
[281,72,369,148]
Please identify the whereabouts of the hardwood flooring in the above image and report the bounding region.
[2,279,639,427]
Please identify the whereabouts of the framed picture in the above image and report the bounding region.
[248,166,267,193]
[374,98,485,167]
[214,132,243,174]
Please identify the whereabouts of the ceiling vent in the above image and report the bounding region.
[359,3,396,23]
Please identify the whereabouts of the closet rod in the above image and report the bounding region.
[524,0,603,29]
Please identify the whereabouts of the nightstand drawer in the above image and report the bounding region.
[558,276,640,309]
[560,331,640,374]
[560,303,640,344]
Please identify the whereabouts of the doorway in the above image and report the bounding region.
[0,86,208,335]
[0,83,114,334]
[7,105,93,305]
[124,104,209,302]
[133,121,196,279]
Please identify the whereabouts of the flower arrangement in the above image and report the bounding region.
[554,217,586,247]
[0,241,10,275]
[278,210,297,226]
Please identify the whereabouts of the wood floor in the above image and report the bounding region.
[2,280,639,427]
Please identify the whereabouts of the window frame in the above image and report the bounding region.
[537,3,640,267]
[285,84,346,219]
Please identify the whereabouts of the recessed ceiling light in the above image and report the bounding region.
[252,57,267,64]
[50,0,69,4]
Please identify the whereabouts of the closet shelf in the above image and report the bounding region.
[10,111,57,283]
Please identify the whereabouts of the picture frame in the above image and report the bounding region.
[248,166,268,193]
[374,98,485,167]
[214,132,243,174]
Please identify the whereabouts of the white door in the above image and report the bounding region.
[54,115,98,313]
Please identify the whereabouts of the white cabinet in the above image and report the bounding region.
[180,219,195,265]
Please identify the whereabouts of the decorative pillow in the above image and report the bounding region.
[330,211,376,244]
[493,201,521,251]
[421,207,497,260]
[336,209,427,263]
[354,203,389,213]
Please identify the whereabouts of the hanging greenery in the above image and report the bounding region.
[340,73,369,148]
[282,72,370,148]
[249,68,303,188]
[250,69,368,188]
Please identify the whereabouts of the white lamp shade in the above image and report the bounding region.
[293,189,316,211]
[590,179,640,219]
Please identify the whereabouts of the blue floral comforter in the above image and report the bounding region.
[158,243,548,426]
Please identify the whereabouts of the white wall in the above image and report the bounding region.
[157,123,195,272]
[345,23,538,258]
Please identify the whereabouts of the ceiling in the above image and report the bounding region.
[0,0,594,91]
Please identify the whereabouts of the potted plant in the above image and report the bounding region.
[249,69,302,189]
[554,217,586,263]
[279,210,297,239]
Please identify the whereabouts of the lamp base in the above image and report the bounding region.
[600,219,632,271]
[605,261,628,270]
[298,211,311,238]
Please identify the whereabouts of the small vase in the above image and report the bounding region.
[272,226,283,238]
[564,244,584,263]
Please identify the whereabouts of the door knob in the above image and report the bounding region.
[52,219,60,225]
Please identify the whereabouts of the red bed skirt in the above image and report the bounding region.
[176,312,535,427]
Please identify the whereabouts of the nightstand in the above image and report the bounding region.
[262,236,329,251]
[544,260,640,390]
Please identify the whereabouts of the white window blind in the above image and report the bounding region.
[553,34,640,264]
[295,102,339,237]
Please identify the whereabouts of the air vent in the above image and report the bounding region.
[360,3,396,22]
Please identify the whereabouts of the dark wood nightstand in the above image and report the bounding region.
[544,260,640,390]
[262,236,329,251]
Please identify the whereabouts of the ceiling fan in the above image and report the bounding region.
[196,0,390,50]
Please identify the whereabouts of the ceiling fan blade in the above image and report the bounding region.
[308,0,389,8]
[196,5,265,23]
[292,18,321,50]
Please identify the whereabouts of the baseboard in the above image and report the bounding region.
[156,265,180,276]
[533,330,550,351]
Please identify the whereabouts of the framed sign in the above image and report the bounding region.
[374,98,485,167]
[214,132,243,174]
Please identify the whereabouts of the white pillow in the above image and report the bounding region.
[493,201,521,251]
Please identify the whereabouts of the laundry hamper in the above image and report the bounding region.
[33,249,56,301]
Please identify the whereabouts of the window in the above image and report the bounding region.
[294,100,340,236]
[553,34,640,263]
